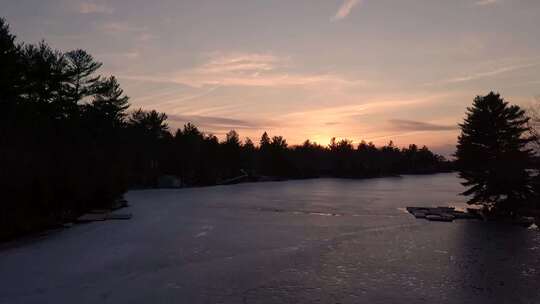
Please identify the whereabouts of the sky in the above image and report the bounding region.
[2,0,540,155]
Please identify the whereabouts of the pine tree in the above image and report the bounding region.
[259,131,270,149]
[20,42,68,106]
[65,49,102,102]
[258,132,272,175]
[0,18,21,102]
[90,76,130,129]
[222,130,242,177]
[455,92,536,215]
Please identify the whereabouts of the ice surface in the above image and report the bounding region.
[1,173,539,303]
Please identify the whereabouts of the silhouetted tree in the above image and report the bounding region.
[20,42,68,107]
[129,109,169,139]
[329,138,357,177]
[202,134,221,183]
[241,137,256,175]
[172,123,204,185]
[0,18,21,145]
[0,18,21,103]
[456,92,536,216]
[258,132,272,175]
[269,136,291,176]
[0,19,137,239]
[221,130,242,178]
[86,76,130,133]
[260,131,271,148]
[292,140,326,177]
[127,109,169,186]
[65,49,102,102]
[379,141,402,174]
[357,141,380,176]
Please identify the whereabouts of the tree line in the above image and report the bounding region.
[0,18,451,239]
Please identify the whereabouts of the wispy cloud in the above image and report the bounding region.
[427,61,540,85]
[99,22,147,33]
[121,53,366,88]
[78,2,114,14]
[98,51,140,60]
[474,0,498,6]
[332,0,362,21]
[387,119,457,132]
[137,86,221,112]
[137,33,157,42]
[169,114,259,129]
[167,114,275,135]
[98,22,154,44]
[197,53,279,74]
[282,94,450,121]
[268,94,454,145]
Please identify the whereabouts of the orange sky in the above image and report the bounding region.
[4,0,540,155]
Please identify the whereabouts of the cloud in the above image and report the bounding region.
[78,2,114,14]
[137,33,157,42]
[98,51,140,60]
[474,0,498,6]
[282,94,450,122]
[136,86,222,112]
[197,53,279,74]
[100,22,147,33]
[121,53,365,88]
[167,114,269,134]
[387,119,458,132]
[98,22,154,43]
[427,61,540,85]
[332,0,362,21]
[270,93,457,145]
[172,73,357,88]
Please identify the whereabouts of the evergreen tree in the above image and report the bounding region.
[128,108,169,139]
[0,18,21,103]
[243,137,255,151]
[225,130,240,146]
[65,49,102,102]
[20,42,68,107]
[260,131,270,149]
[175,123,204,185]
[241,137,256,174]
[268,136,290,176]
[329,138,356,177]
[455,92,536,215]
[222,130,242,178]
[89,76,130,131]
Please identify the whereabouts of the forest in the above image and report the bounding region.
[0,18,451,239]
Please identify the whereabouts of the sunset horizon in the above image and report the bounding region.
[3,0,540,156]
[2,1,540,303]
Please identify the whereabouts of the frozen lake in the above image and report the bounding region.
[1,173,540,303]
